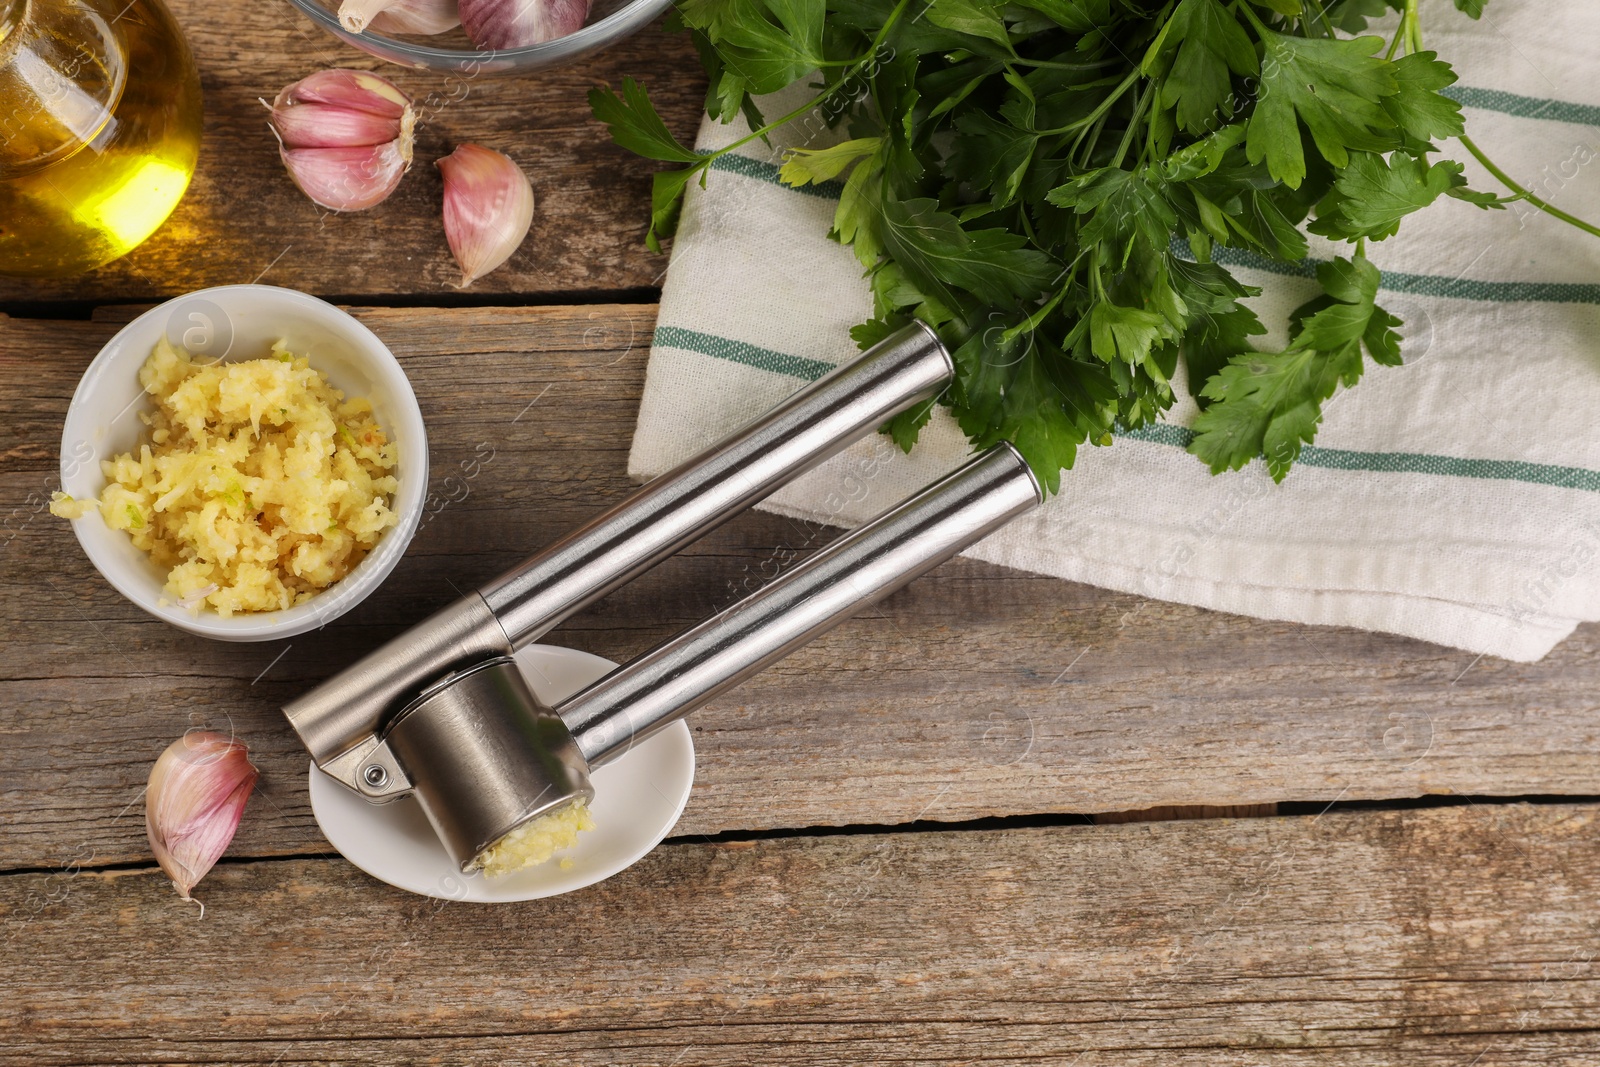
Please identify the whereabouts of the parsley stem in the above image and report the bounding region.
[1111,83,1153,168]
[1301,0,1336,39]
[1405,5,1423,54]
[1458,135,1600,241]
[1008,57,1120,70]
[812,0,913,68]
[1032,67,1141,137]
[705,96,834,164]
[865,0,914,62]
[1074,109,1112,169]
[1002,284,1068,343]
[1385,13,1406,58]
[1387,0,1421,60]
[1235,0,1271,38]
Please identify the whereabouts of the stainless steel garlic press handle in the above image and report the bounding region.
[477,320,953,647]
[376,441,1044,871]
[284,323,953,793]
[559,442,1043,768]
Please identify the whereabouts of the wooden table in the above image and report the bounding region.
[4,2,1598,1063]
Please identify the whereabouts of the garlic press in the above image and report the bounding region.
[283,324,1043,871]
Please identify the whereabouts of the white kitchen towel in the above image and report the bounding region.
[628,0,1600,662]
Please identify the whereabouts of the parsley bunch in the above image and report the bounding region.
[593,0,1529,491]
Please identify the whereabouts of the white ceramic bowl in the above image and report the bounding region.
[309,644,697,902]
[58,284,428,641]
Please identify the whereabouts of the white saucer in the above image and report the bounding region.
[308,643,696,902]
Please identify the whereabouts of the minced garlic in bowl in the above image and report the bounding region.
[471,801,595,878]
[51,336,399,616]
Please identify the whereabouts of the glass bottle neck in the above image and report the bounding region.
[0,0,127,179]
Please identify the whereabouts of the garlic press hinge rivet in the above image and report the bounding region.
[362,764,389,788]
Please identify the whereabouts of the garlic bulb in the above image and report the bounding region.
[339,0,459,35]
[269,69,415,212]
[438,143,534,287]
[458,0,590,49]
[146,731,259,905]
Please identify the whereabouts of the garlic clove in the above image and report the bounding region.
[270,101,401,149]
[458,0,590,49]
[438,143,534,287]
[269,69,415,211]
[273,69,410,119]
[342,0,461,34]
[146,731,259,904]
[371,0,461,35]
[282,141,412,212]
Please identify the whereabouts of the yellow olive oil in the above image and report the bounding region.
[0,0,202,277]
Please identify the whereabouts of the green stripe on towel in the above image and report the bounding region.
[1443,85,1600,129]
[1199,244,1600,306]
[708,153,845,200]
[652,325,838,380]
[1120,424,1600,491]
[656,325,1600,493]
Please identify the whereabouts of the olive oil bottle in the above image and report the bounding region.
[0,0,202,277]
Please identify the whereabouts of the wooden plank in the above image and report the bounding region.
[3,306,1599,871]
[3,803,1599,1064]
[0,0,707,306]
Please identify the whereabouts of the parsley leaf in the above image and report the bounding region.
[1323,0,1396,34]
[1189,256,1399,480]
[1382,51,1466,147]
[779,138,882,186]
[1143,0,1258,136]
[1002,351,1089,495]
[647,168,697,253]
[951,102,1039,208]
[1245,32,1398,188]
[1309,151,1470,241]
[1047,168,1178,266]
[1223,188,1311,262]
[677,0,827,97]
[922,0,1012,46]
[588,78,703,164]
[879,198,1058,308]
[1090,300,1176,368]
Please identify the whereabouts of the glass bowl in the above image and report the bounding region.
[285,0,675,74]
